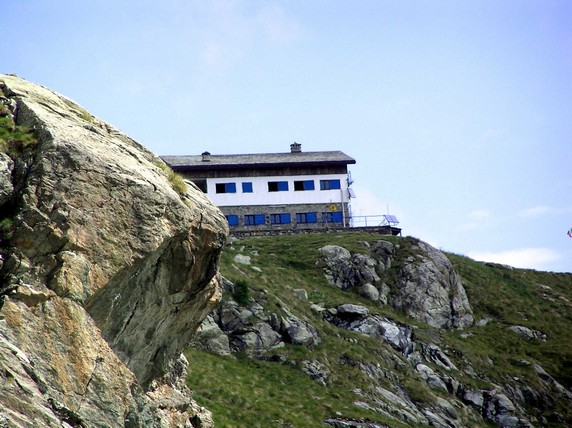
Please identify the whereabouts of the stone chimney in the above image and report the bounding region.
[201,151,211,161]
[290,142,302,153]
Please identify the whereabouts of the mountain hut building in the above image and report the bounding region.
[162,143,356,233]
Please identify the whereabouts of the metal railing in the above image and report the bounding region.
[350,215,397,228]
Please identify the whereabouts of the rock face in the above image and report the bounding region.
[319,240,474,329]
[193,277,320,356]
[0,75,228,426]
[392,241,473,329]
[325,304,414,355]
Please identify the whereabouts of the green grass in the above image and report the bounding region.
[61,97,95,123]
[185,349,403,428]
[448,253,572,390]
[0,114,39,157]
[153,161,187,197]
[186,233,572,427]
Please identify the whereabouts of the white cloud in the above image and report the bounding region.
[467,248,562,271]
[518,205,572,218]
[349,186,390,218]
[185,1,302,72]
[458,209,495,231]
[467,209,492,220]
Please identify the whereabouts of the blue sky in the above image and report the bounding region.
[4,0,572,272]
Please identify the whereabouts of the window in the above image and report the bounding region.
[242,182,253,193]
[268,181,289,192]
[215,182,237,193]
[244,214,266,226]
[296,212,317,224]
[270,213,291,224]
[225,215,239,226]
[294,180,315,191]
[320,179,341,190]
[322,212,343,223]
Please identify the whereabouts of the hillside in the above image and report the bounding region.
[186,233,572,427]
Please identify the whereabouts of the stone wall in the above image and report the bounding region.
[220,202,351,232]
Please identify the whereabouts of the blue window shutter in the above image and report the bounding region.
[226,182,236,193]
[332,212,343,222]
[242,182,253,193]
[226,215,239,226]
[307,212,317,223]
[255,214,266,225]
[304,180,315,190]
[278,181,289,191]
[281,213,291,224]
[330,180,341,190]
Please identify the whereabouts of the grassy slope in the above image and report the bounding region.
[185,233,572,427]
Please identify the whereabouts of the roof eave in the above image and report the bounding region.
[170,159,356,171]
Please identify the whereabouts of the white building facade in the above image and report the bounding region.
[162,143,356,233]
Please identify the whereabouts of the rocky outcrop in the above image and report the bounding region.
[391,241,473,329]
[0,74,228,426]
[318,240,474,329]
[325,305,414,355]
[508,325,546,340]
[319,245,380,291]
[193,277,320,356]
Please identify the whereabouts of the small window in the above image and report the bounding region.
[322,212,343,223]
[270,213,291,224]
[320,179,341,190]
[268,181,289,192]
[294,180,315,191]
[244,214,266,226]
[225,215,239,226]
[296,212,317,224]
[215,182,237,193]
[242,182,253,193]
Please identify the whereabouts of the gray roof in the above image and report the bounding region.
[162,150,356,170]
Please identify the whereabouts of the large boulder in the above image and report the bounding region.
[0,74,228,427]
[391,241,474,328]
[326,307,414,355]
[277,314,320,347]
[230,322,284,352]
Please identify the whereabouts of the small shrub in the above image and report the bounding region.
[0,116,39,157]
[0,218,14,240]
[232,279,250,305]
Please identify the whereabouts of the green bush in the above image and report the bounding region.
[0,218,14,240]
[232,279,250,305]
[0,115,39,157]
